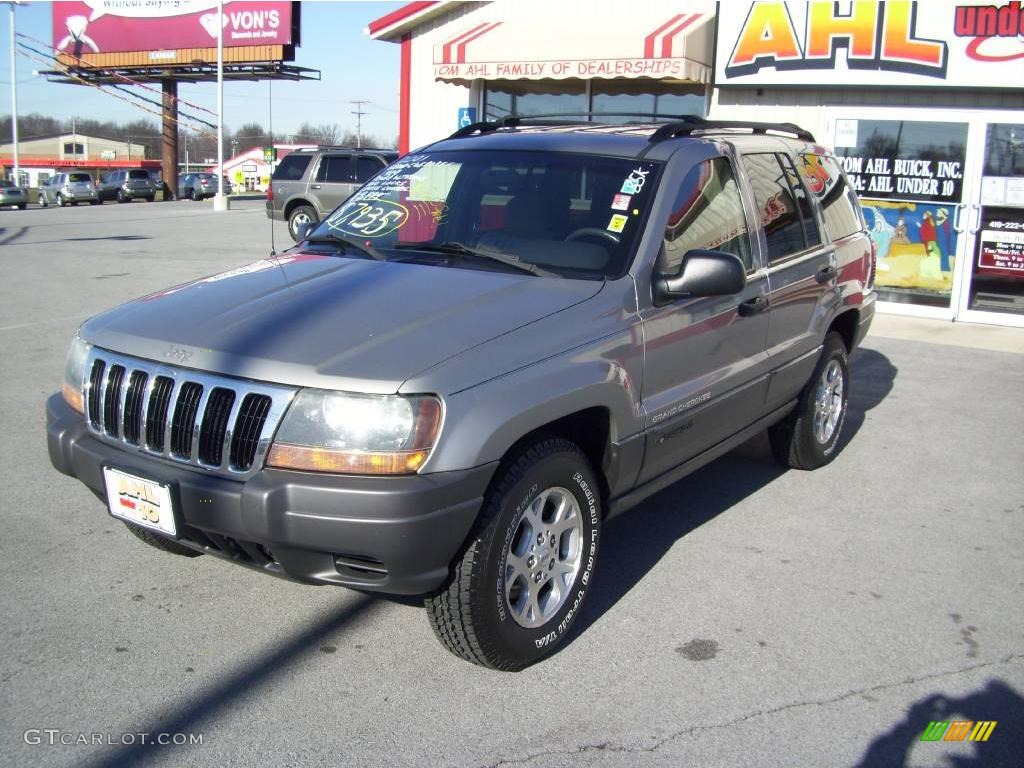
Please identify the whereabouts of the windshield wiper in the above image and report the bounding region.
[304,232,387,261]
[392,241,554,277]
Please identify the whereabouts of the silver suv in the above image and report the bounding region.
[48,118,875,670]
[40,172,98,207]
[265,147,398,240]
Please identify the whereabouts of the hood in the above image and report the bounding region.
[81,251,604,394]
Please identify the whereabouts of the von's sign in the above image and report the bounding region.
[714,1,1024,89]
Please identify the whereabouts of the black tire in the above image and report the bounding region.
[769,332,850,470]
[146,196,155,203]
[191,188,200,202]
[117,190,127,203]
[426,438,602,670]
[96,197,104,205]
[89,199,99,206]
[56,194,65,207]
[288,205,318,241]
[122,522,203,558]
[16,203,26,210]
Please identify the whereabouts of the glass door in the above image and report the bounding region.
[956,120,1024,327]
[830,115,972,318]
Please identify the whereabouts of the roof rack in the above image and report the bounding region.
[445,113,816,143]
[648,119,815,143]
[292,145,398,152]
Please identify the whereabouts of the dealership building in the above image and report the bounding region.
[369,0,1024,327]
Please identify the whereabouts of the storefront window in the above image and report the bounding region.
[484,80,587,120]
[835,119,967,308]
[484,79,706,122]
[591,80,704,121]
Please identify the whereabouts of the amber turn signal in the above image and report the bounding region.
[267,443,430,475]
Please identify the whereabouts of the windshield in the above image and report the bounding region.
[68,173,91,183]
[308,150,659,279]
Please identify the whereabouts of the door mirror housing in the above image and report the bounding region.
[654,249,747,305]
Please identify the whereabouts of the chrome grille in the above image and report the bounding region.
[83,348,295,478]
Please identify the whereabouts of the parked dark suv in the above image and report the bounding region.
[265,146,399,240]
[98,168,156,203]
[48,117,875,670]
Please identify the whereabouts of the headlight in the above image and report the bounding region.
[267,390,442,475]
[62,334,92,414]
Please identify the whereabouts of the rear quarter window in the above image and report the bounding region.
[272,154,312,181]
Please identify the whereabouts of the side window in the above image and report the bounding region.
[744,152,821,264]
[317,155,354,183]
[354,156,383,183]
[798,152,864,239]
[272,153,312,181]
[777,153,822,249]
[660,156,753,274]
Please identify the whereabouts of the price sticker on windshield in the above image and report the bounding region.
[327,199,409,238]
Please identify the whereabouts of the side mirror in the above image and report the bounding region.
[654,249,746,305]
[295,221,314,241]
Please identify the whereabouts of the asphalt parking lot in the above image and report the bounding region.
[1,200,1022,768]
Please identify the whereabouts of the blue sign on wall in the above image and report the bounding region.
[457,107,477,129]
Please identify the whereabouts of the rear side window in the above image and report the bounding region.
[272,153,312,181]
[660,157,753,274]
[355,156,383,183]
[743,153,822,264]
[798,153,864,239]
[317,155,354,183]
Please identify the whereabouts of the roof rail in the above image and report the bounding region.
[447,112,708,140]
[649,119,815,143]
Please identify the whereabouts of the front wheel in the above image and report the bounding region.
[426,438,602,670]
[55,194,65,207]
[89,199,99,206]
[288,205,318,241]
[769,332,850,470]
[16,203,26,210]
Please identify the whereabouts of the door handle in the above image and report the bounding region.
[968,203,982,235]
[815,264,838,283]
[310,184,322,190]
[738,295,769,316]
[952,202,967,233]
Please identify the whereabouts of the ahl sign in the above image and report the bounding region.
[714,1,1024,88]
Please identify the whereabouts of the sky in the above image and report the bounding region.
[1,0,405,144]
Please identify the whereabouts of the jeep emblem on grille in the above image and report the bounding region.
[163,345,193,363]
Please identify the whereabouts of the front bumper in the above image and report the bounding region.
[47,394,495,594]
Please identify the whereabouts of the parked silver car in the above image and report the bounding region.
[0,179,28,209]
[40,172,98,207]
[178,172,233,201]
[98,168,156,203]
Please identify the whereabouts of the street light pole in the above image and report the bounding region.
[213,0,227,210]
[8,3,19,183]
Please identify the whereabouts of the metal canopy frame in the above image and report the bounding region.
[38,62,321,85]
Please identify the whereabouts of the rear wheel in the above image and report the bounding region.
[191,188,201,201]
[89,199,98,205]
[769,332,850,470]
[123,522,203,558]
[426,438,602,670]
[56,194,65,207]
[16,203,26,210]
[288,205,317,241]
[146,195,155,203]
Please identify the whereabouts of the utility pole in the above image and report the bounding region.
[350,100,368,148]
[8,3,19,183]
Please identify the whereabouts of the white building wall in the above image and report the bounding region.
[407,5,481,150]
[710,87,1024,148]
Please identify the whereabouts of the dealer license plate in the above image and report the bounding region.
[103,467,177,537]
